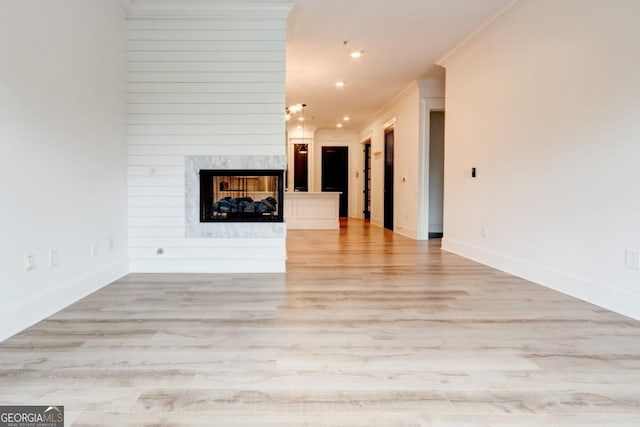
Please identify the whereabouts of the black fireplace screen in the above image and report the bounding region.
[199,169,284,222]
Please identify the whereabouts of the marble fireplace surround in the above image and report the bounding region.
[185,155,287,238]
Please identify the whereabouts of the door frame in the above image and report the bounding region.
[417,96,445,239]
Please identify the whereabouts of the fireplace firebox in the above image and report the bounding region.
[199,169,284,223]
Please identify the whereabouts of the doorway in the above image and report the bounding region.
[429,111,445,238]
[321,146,349,217]
[363,141,371,220]
[293,143,309,191]
[384,128,394,230]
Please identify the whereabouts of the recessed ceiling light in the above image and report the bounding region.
[343,116,350,121]
[298,117,304,122]
[289,103,304,114]
[335,81,346,88]
[336,123,343,128]
[350,51,363,59]
[296,124,302,129]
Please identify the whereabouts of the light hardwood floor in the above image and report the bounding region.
[2,219,640,426]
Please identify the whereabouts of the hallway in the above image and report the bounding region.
[1,220,640,426]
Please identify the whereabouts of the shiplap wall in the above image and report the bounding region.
[126,15,287,273]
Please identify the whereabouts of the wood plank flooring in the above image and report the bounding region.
[2,219,640,426]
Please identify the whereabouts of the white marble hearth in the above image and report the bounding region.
[185,155,286,238]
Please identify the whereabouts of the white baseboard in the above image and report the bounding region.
[130,258,286,273]
[395,225,418,240]
[441,238,640,321]
[0,258,129,342]
[371,216,383,228]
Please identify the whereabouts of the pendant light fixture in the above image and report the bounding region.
[300,103,307,152]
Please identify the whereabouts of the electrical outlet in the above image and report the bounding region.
[626,249,640,270]
[24,254,36,271]
[90,242,97,257]
[109,237,115,251]
[481,225,488,238]
[49,250,59,267]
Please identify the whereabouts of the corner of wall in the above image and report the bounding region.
[0,258,129,342]
[442,238,640,321]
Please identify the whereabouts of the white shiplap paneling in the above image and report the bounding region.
[127,15,287,273]
[125,19,285,31]
[127,72,283,83]
[126,29,285,41]
[127,61,284,73]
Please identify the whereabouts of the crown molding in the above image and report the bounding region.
[416,80,445,98]
[122,0,294,19]
[436,0,520,66]
[356,80,419,134]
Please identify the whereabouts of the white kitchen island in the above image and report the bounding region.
[284,191,341,229]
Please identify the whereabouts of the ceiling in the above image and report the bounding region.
[285,0,514,133]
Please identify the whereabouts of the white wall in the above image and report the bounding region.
[441,0,640,319]
[358,84,420,238]
[0,0,128,340]
[126,9,289,273]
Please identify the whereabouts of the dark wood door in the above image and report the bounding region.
[363,142,371,220]
[384,129,394,230]
[293,144,308,191]
[322,146,349,217]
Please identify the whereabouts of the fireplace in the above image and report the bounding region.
[199,169,284,223]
